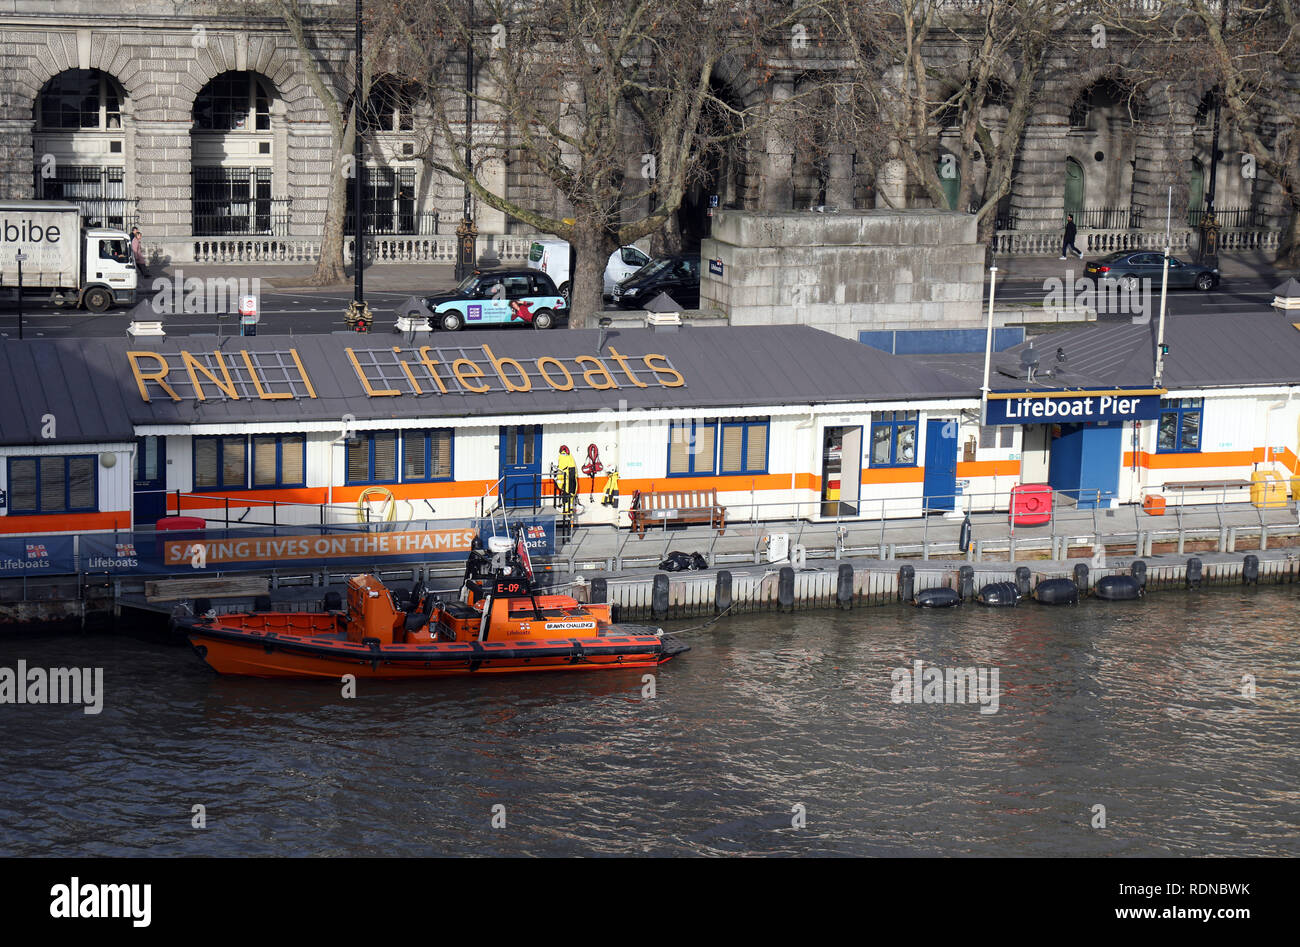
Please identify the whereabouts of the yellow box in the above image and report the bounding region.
[1251,471,1288,509]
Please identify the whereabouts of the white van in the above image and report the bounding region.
[527,239,651,298]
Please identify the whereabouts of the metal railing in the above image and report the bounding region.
[562,484,1298,573]
[1187,206,1264,229]
[1073,206,1143,230]
[193,198,292,237]
[344,211,440,235]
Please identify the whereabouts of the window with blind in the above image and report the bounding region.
[1157,398,1203,453]
[6,455,98,514]
[668,418,768,476]
[667,419,716,476]
[403,430,454,482]
[252,435,306,487]
[194,436,246,490]
[978,426,1017,450]
[719,418,768,475]
[346,432,398,485]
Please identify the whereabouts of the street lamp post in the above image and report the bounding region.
[1197,87,1222,268]
[455,0,478,281]
[353,0,365,306]
[15,251,26,340]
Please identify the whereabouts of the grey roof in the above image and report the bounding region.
[0,325,972,444]
[910,311,1300,394]
[1273,278,1300,298]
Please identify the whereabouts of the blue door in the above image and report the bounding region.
[499,425,542,508]
[922,419,958,512]
[1049,423,1121,508]
[133,436,167,526]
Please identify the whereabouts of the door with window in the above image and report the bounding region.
[499,425,542,508]
[134,436,167,527]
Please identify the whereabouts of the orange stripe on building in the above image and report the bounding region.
[0,511,130,535]
[956,460,1021,477]
[1123,449,1268,470]
[861,467,925,485]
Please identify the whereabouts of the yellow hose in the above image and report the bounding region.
[356,486,397,523]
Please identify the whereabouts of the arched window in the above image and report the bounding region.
[194,72,271,131]
[37,70,122,130]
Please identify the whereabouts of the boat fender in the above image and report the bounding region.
[362,637,383,671]
[778,566,795,612]
[958,565,975,602]
[836,564,854,610]
[1033,577,1079,605]
[324,591,343,611]
[914,587,960,608]
[1014,566,1032,598]
[1129,560,1147,591]
[254,595,272,613]
[976,581,1020,606]
[1073,563,1090,593]
[591,578,608,604]
[1243,554,1259,585]
[898,565,915,603]
[959,512,972,553]
[715,570,733,614]
[262,632,278,654]
[651,573,669,620]
[1094,575,1143,601]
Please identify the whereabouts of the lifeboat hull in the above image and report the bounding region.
[182,618,687,679]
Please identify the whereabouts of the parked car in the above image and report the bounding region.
[1085,251,1219,291]
[527,239,651,298]
[423,269,567,331]
[611,255,701,309]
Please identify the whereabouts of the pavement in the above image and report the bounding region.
[157,248,1295,294]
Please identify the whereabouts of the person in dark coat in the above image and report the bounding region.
[1060,214,1083,261]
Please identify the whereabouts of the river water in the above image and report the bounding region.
[0,587,1296,857]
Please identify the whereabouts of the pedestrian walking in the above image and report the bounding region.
[130,227,151,277]
[1060,214,1083,261]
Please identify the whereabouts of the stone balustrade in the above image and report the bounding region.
[187,234,545,265]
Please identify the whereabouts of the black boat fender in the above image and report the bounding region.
[1094,575,1143,601]
[914,587,961,608]
[976,581,1021,606]
[1034,577,1079,605]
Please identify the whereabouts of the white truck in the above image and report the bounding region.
[0,200,138,313]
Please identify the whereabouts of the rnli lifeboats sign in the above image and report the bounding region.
[986,390,1163,425]
[126,344,685,403]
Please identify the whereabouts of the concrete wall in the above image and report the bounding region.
[699,209,985,338]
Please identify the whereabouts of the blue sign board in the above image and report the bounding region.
[986,392,1162,426]
[708,259,723,276]
[0,536,75,578]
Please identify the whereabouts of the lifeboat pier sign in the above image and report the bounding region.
[985,389,1164,426]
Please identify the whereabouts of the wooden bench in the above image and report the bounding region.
[629,488,726,537]
[1163,480,1253,503]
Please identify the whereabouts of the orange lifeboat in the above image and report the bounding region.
[180,530,687,679]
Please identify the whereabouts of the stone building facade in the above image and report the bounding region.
[0,1,1290,262]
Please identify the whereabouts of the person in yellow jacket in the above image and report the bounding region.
[555,445,577,514]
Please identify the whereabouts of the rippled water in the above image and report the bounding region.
[1,587,1297,856]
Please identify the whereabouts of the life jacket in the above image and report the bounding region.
[602,469,620,506]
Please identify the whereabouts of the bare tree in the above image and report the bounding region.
[386,0,806,326]
[815,0,1082,245]
[1106,0,1300,266]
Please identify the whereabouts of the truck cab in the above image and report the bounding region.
[76,228,138,312]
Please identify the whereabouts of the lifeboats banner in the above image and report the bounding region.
[986,392,1163,425]
[78,526,481,575]
[0,536,75,577]
[161,528,478,570]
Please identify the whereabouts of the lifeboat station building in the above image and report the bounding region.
[1,318,1299,539]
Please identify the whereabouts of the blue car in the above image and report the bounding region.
[424,268,567,331]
